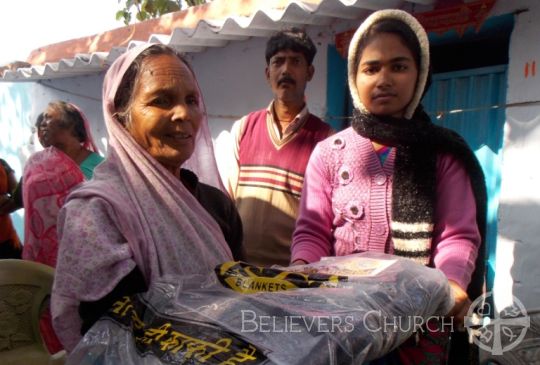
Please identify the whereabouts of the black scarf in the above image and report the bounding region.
[351,106,487,301]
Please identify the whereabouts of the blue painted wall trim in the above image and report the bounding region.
[325,45,350,131]
[423,65,508,291]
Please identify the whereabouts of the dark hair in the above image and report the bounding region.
[265,27,317,65]
[46,101,87,143]
[114,44,191,125]
[34,112,45,129]
[354,18,422,71]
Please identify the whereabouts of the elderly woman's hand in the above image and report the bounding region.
[447,279,471,329]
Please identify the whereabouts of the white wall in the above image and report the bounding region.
[0,24,338,239]
[491,0,540,311]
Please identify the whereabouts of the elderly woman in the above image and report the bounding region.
[52,44,243,351]
[22,101,103,267]
[21,102,103,354]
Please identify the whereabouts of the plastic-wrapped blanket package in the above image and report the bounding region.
[67,252,453,365]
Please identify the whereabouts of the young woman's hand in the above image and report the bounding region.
[447,280,471,329]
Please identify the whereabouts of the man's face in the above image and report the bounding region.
[265,49,314,105]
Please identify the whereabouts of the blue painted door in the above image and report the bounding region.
[422,65,507,290]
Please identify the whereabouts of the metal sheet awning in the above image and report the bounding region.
[1,0,434,82]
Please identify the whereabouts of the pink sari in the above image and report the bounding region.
[22,104,98,267]
[22,147,84,267]
[52,44,232,351]
[22,104,99,354]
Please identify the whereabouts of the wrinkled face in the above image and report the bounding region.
[40,107,72,148]
[265,49,314,105]
[35,118,49,148]
[355,32,418,118]
[126,54,203,172]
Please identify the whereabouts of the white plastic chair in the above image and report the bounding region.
[0,259,65,365]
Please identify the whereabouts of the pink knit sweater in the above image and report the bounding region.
[291,128,480,290]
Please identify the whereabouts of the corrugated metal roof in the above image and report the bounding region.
[1,0,434,82]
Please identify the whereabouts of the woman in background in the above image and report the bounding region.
[22,101,103,267]
[21,102,103,354]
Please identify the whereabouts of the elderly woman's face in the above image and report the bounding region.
[126,54,202,173]
[36,118,49,148]
[40,106,72,148]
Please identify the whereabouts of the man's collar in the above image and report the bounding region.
[266,100,309,123]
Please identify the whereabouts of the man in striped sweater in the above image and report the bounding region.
[226,28,332,267]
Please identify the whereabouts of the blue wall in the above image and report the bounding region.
[0,81,36,240]
[423,66,507,291]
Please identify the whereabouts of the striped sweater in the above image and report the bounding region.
[236,109,330,266]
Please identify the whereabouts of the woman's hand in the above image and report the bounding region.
[447,280,471,329]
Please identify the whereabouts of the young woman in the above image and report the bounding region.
[291,9,487,364]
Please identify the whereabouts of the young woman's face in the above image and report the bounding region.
[355,32,418,118]
[126,53,203,173]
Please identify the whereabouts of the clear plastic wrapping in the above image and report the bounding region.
[67,252,453,364]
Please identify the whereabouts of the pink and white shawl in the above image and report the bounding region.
[51,44,233,351]
[22,147,85,267]
[22,104,99,267]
